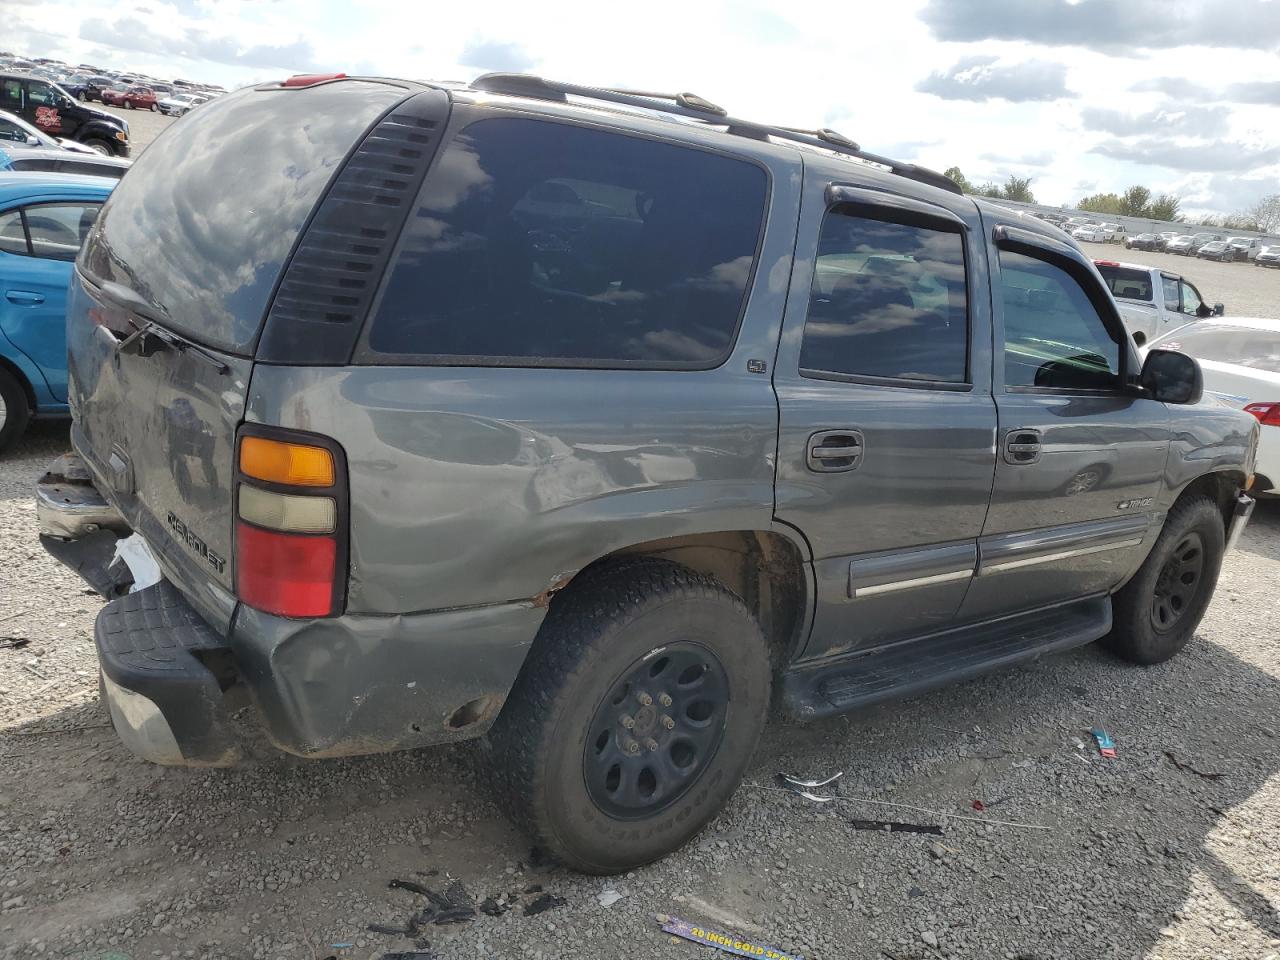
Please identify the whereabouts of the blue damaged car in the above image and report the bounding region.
[0,171,114,451]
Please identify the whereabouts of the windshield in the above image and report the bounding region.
[1095,264,1153,302]
[1161,325,1280,375]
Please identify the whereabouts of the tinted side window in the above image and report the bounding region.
[364,118,767,367]
[1180,281,1204,316]
[1095,264,1152,302]
[25,203,100,261]
[0,118,28,143]
[999,250,1120,391]
[0,209,28,255]
[799,208,968,384]
[1161,276,1179,311]
[0,80,20,112]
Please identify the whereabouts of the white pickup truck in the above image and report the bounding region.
[1093,259,1225,346]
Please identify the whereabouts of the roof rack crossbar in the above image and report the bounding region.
[470,73,963,196]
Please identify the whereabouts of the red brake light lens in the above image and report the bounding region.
[282,72,347,87]
[236,523,336,618]
[1245,402,1280,426]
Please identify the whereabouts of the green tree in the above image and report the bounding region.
[943,166,973,193]
[1078,192,1123,214]
[1001,175,1036,203]
[1148,194,1183,222]
[1119,185,1152,217]
[974,181,1005,198]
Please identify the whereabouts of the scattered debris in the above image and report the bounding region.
[388,879,433,897]
[479,897,507,917]
[1091,728,1117,759]
[849,818,943,835]
[780,771,844,789]
[1165,750,1226,781]
[381,953,432,960]
[971,799,985,812]
[907,886,925,899]
[367,922,411,936]
[330,944,354,950]
[771,774,1051,831]
[523,893,567,916]
[0,637,30,650]
[598,888,625,907]
[657,914,803,960]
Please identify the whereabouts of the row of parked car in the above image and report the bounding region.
[0,52,223,118]
[1035,212,1277,265]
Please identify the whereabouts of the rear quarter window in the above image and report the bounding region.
[360,118,768,368]
[80,81,407,355]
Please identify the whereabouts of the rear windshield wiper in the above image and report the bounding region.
[97,281,229,375]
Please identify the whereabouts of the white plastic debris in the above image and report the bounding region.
[113,534,162,592]
[597,888,625,908]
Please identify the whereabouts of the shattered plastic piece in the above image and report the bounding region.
[389,879,433,896]
[330,945,354,951]
[971,799,985,811]
[479,897,507,917]
[660,915,803,960]
[598,888,625,907]
[1091,728,1117,758]
[0,637,30,650]
[780,771,844,790]
[367,922,411,936]
[849,818,943,835]
[523,893,568,916]
[444,879,472,908]
[1165,751,1225,781]
[113,533,162,592]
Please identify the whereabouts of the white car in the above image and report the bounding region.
[157,93,208,117]
[1147,317,1280,494]
[1072,223,1113,242]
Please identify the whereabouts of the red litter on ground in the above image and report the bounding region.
[1091,728,1117,758]
[971,799,985,812]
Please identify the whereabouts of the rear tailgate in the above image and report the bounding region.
[66,79,412,631]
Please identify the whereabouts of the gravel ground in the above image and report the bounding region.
[1074,241,1280,320]
[3,417,1280,960]
[95,102,177,154]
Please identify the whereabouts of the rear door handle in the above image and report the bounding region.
[1004,428,1043,465]
[807,430,865,472]
[5,290,45,305]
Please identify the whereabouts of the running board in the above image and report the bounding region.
[780,596,1111,721]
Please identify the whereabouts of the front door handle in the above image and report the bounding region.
[1004,428,1043,465]
[807,430,865,472]
[5,290,45,305]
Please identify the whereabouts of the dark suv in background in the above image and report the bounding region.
[0,72,129,155]
[39,73,1258,874]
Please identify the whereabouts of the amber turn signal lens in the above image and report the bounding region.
[240,436,335,487]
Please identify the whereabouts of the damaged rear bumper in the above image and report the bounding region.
[96,580,240,766]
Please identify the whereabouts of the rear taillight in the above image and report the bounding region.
[235,429,346,618]
[1245,402,1280,427]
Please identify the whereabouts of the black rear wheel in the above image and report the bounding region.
[487,557,771,873]
[1103,496,1225,665]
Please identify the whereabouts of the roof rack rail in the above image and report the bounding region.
[470,73,962,196]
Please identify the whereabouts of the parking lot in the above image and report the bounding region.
[2,230,1280,959]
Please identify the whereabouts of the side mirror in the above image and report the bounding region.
[1196,303,1213,319]
[1132,330,1147,347]
[1141,349,1203,405]
[1212,303,1225,317]
[25,135,38,145]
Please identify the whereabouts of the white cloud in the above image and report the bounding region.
[5,0,1278,214]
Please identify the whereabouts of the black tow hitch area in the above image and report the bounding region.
[41,530,134,600]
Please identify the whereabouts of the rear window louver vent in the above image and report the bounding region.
[256,88,451,364]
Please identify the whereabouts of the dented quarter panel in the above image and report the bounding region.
[1158,398,1259,507]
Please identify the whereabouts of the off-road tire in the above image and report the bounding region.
[487,557,771,874]
[0,368,31,454]
[1103,496,1224,665]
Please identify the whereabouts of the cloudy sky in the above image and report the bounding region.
[7,0,1279,216]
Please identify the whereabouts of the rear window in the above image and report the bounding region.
[1095,264,1153,302]
[80,81,406,355]
[362,118,768,368]
[1161,325,1280,375]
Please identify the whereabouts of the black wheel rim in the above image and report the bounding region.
[584,643,729,820]
[1152,532,1205,632]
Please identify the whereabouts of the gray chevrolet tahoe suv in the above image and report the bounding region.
[37,73,1259,874]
